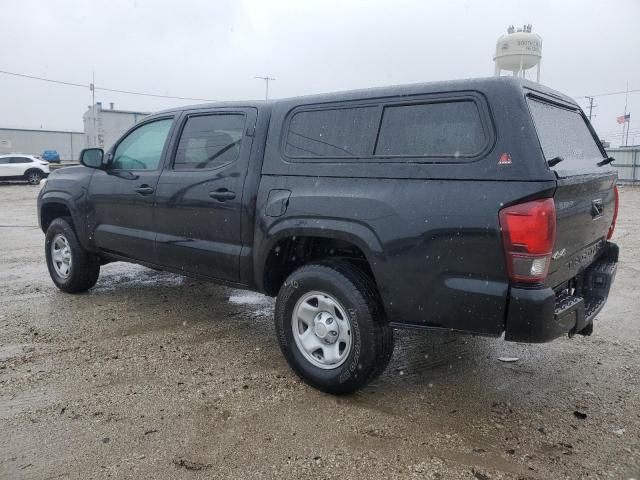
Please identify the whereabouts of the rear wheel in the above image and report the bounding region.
[274,261,394,394]
[45,217,100,293]
[26,170,43,185]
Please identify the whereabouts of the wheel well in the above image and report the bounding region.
[24,168,43,176]
[262,236,376,296]
[40,203,72,232]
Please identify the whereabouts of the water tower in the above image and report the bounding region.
[494,24,542,82]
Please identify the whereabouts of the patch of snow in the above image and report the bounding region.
[228,292,268,305]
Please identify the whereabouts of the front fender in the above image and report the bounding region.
[38,187,94,251]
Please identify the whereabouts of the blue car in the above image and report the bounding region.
[41,150,61,163]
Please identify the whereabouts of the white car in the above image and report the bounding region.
[0,154,50,184]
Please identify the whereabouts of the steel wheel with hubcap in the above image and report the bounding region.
[292,291,352,369]
[275,261,394,395]
[51,234,72,278]
[45,217,100,293]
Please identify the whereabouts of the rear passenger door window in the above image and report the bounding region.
[173,114,245,170]
[375,101,486,158]
[284,107,377,158]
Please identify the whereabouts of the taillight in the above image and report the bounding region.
[499,198,556,283]
[607,185,619,240]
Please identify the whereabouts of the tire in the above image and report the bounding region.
[25,169,43,185]
[275,261,394,395]
[45,217,100,293]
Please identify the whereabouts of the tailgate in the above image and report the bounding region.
[526,95,618,287]
[548,173,616,287]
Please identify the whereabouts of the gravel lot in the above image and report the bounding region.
[0,182,638,479]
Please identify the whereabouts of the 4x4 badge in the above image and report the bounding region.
[552,248,567,260]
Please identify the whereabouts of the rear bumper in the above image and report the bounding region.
[504,242,618,343]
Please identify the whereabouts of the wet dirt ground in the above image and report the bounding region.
[0,183,638,480]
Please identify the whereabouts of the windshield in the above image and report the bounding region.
[528,97,605,173]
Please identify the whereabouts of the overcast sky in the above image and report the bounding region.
[1,0,639,146]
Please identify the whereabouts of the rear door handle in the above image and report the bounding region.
[209,189,236,201]
[134,185,154,195]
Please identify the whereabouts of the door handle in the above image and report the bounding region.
[134,185,154,195]
[209,189,236,201]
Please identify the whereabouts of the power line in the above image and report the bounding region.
[95,85,215,102]
[589,88,640,98]
[600,129,638,136]
[601,130,640,138]
[0,69,86,88]
[0,68,217,102]
[575,88,640,99]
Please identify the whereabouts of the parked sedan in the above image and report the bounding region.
[0,154,50,184]
[41,150,61,163]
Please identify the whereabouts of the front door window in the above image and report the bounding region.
[112,119,173,170]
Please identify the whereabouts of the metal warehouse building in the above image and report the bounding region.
[0,127,84,160]
[0,102,149,160]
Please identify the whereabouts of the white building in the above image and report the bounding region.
[83,102,149,151]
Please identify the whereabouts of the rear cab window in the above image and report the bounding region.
[527,97,606,174]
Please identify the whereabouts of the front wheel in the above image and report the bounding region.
[45,217,100,293]
[274,261,394,395]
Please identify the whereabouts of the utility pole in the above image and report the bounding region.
[254,75,276,101]
[90,70,97,147]
[585,96,595,121]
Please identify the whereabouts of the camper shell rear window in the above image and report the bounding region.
[527,97,605,173]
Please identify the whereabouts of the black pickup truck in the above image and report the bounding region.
[38,77,619,394]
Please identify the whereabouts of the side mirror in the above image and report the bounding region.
[80,148,104,169]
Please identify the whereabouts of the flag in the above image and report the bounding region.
[617,113,630,124]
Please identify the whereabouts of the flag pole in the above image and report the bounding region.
[624,83,629,146]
